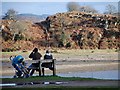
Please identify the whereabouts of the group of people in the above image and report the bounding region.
[11,48,53,78]
[28,48,53,76]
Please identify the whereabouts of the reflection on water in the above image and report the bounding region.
[58,70,120,80]
[1,70,119,80]
[0,83,16,87]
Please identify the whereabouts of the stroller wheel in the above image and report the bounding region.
[16,71,22,77]
[25,74,29,78]
[13,75,17,78]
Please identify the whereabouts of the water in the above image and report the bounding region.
[1,70,119,80]
[0,83,16,87]
[0,82,68,87]
[58,70,120,80]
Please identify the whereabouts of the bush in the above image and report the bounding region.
[65,42,71,48]
[51,50,58,53]
[14,33,24,41]
[22,49,28,52]
[2,48,14,52]
[115,49,120,52]
[58,41,64,47]
[2,47,20,52]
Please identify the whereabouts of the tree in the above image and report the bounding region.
[9,21,28,33]
[104,4,117,14]
[67,2,98,13]
[80,6,98,14]
[9,20,28,41]
[67,2,80,12]
[3,9,17,20]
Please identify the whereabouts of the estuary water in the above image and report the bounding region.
[57,70,120,80]
[1,70,119,80]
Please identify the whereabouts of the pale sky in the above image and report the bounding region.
[1,0,120,2]
[1,1,119,15]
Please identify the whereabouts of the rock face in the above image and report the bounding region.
[1,11,120,51]
[40,11,120,49]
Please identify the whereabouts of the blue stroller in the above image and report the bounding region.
[10,55,29,78]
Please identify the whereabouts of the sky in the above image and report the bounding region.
[1,1,119,15]
[1,0,120,2]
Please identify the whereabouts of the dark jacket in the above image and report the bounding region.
[42,53,53,69]
[29,52,42,60]
[44,53,53,60]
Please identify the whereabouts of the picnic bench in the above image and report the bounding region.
[30,59,56,76]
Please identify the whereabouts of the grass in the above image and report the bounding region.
[2,75,98,83]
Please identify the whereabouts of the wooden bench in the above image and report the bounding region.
[30,59,56,76]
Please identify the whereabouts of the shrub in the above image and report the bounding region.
[65,42,71,48]
[14,33,25,41]
[2,48,14,52]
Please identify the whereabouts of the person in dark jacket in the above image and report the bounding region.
[41,50,53,75]
[29,48,42,60]
[28,48,42,76]
[44,50,53,60]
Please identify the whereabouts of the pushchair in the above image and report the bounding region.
[10,55,29,78]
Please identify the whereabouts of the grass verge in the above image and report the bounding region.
[2,75,98,83]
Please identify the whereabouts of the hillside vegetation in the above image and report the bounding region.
[1,11,120,51]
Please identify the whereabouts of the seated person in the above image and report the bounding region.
[42,50,54,71]
[28,48,42,76]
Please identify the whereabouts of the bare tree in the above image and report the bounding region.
[67,2,98,13]
[104,4,117,14]
[80,6,98,14]
[67,2,80,12]
[3,9,17,20]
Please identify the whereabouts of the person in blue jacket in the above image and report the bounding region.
[11,55,24,77]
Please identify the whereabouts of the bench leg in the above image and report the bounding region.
[42,68,44,76]
[53,68,56,76]
[53,60,56,76]
[39,69,41,76]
